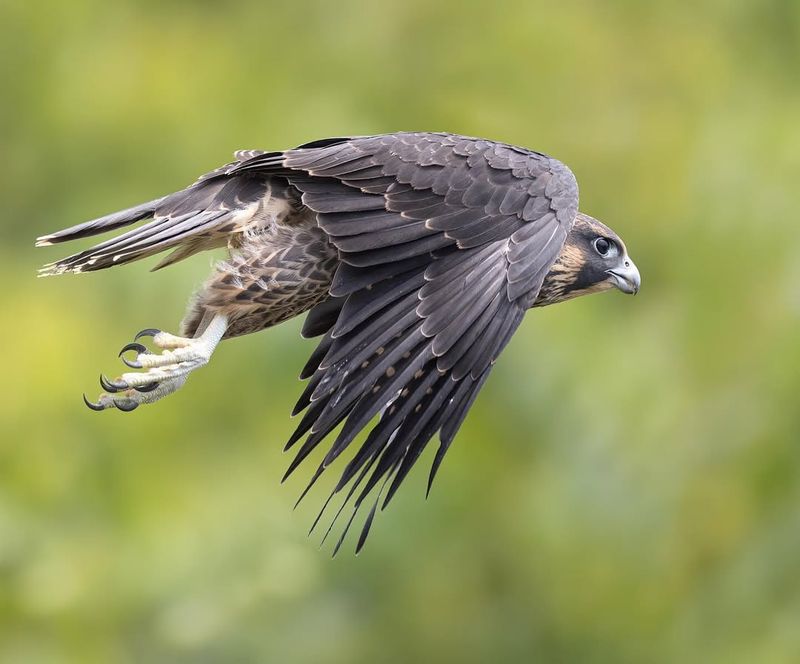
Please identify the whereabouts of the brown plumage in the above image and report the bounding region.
[36,132,640,553]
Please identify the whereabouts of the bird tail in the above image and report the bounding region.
[35,150,289,278]
[35,196,167,248]
[35,178,264,278]
[34,195,188,277]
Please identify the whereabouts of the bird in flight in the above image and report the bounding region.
[36,132,640,553]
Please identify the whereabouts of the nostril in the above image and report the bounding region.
[624,260,630,267]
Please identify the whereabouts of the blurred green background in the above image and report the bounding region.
[2,0,800,662]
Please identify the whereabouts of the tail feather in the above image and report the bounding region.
[38,209,230,276]
[34,150,289,277]
[35,196,167,247]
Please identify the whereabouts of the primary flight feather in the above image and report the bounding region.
[36,132,640,553]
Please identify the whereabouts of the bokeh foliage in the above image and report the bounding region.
[1,0,800,662]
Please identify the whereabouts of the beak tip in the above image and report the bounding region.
[606,260,641,296]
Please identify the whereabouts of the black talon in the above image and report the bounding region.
[134,328,161,341]
[99,374,128,393]
[113,399,139,412]
[119,342,147,369]
[134,381,159,393]
[83,394,105,411]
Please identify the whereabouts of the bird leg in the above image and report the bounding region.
[84,314,229,412]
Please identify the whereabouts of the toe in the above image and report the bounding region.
[134,328,161,341]
[83,393,107,411]
[119,342,147,369]
[113,398,139,412]
[100,374,128,392]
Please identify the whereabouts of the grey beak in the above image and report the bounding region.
[606,258,641,295]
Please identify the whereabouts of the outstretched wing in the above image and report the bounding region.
[238,133,579,552]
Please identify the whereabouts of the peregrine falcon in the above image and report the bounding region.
[37,132,640,552]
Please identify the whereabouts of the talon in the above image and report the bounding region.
[113,398,139,412]
[119,342,147,369]
[100,374,128,393]
[134,328,161,341]
[83,394,105,411]
[134,381,159,393]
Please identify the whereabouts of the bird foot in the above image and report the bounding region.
[83,315,229,412]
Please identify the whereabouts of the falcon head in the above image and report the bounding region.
[535,212,640,307]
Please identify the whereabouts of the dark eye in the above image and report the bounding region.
[594,237,612,256]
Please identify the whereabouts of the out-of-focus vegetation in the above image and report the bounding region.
[1,0,799,662]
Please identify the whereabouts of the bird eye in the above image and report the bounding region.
[594,237,612,256]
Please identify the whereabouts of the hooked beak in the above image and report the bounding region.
[606,257,641,295]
